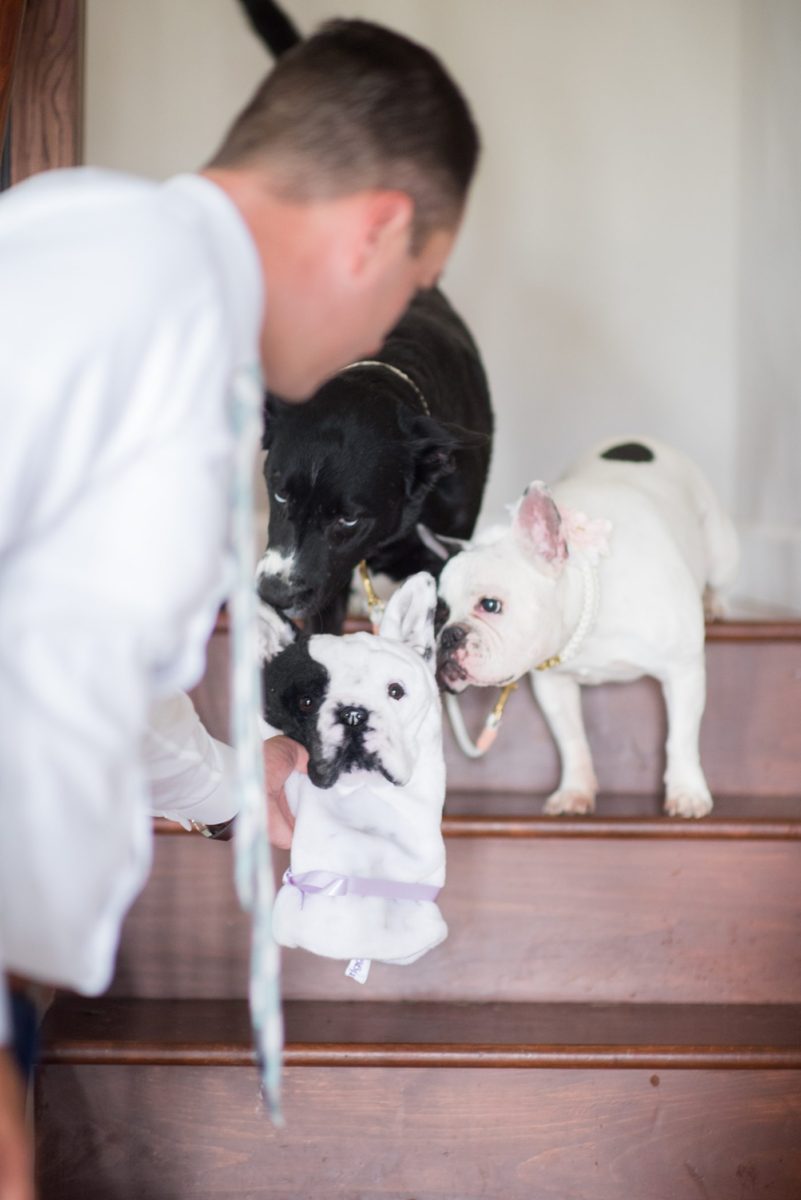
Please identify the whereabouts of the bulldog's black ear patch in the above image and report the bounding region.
[601,442,655,463]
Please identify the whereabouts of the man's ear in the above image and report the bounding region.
[256,600,298,663]
[355,190,414,277]
[379,572,437,665]
[400,412,458,497]
[511,482,568,571]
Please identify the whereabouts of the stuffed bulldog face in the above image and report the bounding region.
[259,572,439,789]
[435,483,569,691]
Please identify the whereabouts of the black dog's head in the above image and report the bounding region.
[257,376,456,620]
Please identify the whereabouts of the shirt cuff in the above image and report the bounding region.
[154,735,240,827]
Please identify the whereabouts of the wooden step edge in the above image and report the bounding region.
[40,1000,801,1071]
[153,811,801,842]
[40,1041,801,1072]
[212,610,801,642]
[440,815,801,840]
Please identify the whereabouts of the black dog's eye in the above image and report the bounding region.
[297,695,316,714]
[479,597,502,614]
[273,491,288,505]
[388,682,405,701]
[336,516,359,529]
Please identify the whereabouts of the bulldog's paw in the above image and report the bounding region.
[544,789,596,816]
[664,789,714,819]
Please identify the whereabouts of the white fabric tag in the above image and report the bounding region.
[345,957,371,984]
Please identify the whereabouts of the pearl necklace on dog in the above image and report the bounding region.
[341,359,431,416]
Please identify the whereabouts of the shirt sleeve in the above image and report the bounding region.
[0,264,237,997]
[145,693,239,826]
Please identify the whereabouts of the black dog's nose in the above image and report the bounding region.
[257,576,313,612]
[338,705,368,729]
[439,624,467,652]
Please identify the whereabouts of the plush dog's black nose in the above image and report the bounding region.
[338,705,368,729]
[440,623,467,652]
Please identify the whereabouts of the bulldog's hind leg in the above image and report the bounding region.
[531,671,598,815]
[659,657,713,818]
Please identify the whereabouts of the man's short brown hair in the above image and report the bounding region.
[208,19,480,248]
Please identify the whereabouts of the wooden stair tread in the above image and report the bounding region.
[155,793,801,841]
[214,610,801,641]
[442,791,801,837]
[41,998,801,1069]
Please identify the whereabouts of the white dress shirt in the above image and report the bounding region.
[0,167,263,1043]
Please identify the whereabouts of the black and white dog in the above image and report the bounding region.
[237,2,493,632]
[258,287,493,631]
[435,437,739,818]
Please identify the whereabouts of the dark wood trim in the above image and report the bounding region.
[213,610,801,641]
[442,814,801,840]
[706,619,801,642]
[40,998,801,1071]
[154,794,801,841]
[0,0,26,153]
[10,0,84,184]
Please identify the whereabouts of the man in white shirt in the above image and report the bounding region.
[0,17,479,1198]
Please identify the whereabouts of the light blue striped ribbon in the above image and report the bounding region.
[229,364,283,1123]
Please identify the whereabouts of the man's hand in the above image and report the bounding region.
[0,1048,33,1200]
[263,735,308,849]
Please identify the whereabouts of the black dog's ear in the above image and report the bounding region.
[400,412,458,496]
[262,392,288,451]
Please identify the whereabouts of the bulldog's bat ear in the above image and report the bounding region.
[255,600,298,663]
[416,523,470,563]
[512,482,568,570]
[379,572,437,665]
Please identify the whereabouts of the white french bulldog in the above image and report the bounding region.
[435,438,739,818]
[258,572,447,966]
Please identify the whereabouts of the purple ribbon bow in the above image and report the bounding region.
[283,868,441,906]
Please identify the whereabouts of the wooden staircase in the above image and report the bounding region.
[35,619,801,1198]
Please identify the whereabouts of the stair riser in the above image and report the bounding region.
[110,834,801,1003]
[194,634,801,795]
[36,1063,801,1200]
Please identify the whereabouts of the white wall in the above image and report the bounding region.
[736,0,801,609]
[84,0,800,610]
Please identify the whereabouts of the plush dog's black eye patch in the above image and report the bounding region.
[434,597,450,635]
[601,442,655,463]
[262,639,329,747]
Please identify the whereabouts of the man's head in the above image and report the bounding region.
[204,19,479,397]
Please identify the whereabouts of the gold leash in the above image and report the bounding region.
[358,560,385,632]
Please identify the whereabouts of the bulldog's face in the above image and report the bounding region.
[259,573,439,788]
[436,483,569,691]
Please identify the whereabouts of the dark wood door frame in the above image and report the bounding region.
[0,0,27,154]
[3,0,84,187]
